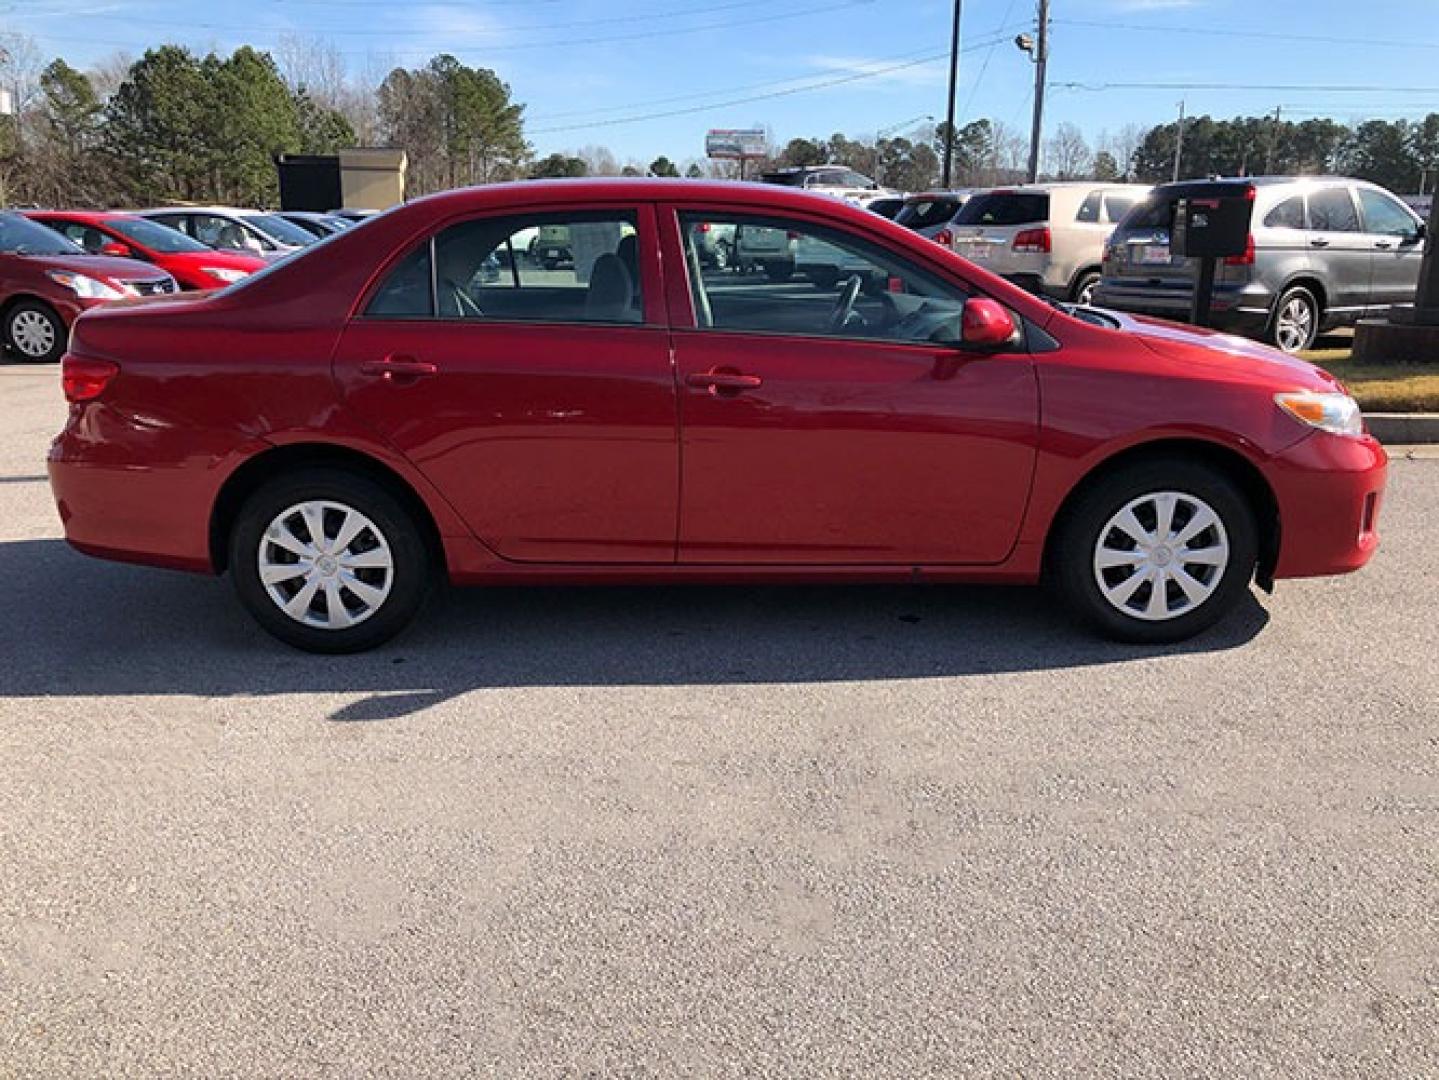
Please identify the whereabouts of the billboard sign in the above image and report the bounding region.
[705,128,766,160]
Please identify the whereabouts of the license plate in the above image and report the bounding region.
[545,249,561,258]
[1138,244,1171,265]
[968,243,992,261]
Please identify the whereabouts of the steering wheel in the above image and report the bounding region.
[829,274,863,332]
[443,277,484,318]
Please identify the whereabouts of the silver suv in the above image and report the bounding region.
[1093,177,1427,353]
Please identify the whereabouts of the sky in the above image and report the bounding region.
[6,0,1439,167]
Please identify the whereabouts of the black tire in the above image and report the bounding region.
[3,299,66,364]
[229,467,433,653]
[1071,270,1101,306]
[764,260,795,283]
[1051,458,1258,644]
[1266,284,1320,354]
[541,257,559,271]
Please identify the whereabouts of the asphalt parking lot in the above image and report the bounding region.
[1,363,1436,1076]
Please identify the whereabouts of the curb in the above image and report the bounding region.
[1365,413,1439,445]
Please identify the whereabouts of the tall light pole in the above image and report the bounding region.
[1016,0,1049,183]
[1172,100,1186,182]
[940,0,963,188]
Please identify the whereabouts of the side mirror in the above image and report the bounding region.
[960,297,1019,351]
[100,241,132,258]
[1411,222,1427,244]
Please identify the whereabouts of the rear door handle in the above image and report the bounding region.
[358,355,438,380]
[686,371,763,391]
[1309,237,1330,248]
[1374,240,1395,250]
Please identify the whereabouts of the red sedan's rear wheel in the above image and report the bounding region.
[1052,458,1258,643]
[229,467,433,653]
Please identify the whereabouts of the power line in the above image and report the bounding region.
[14,0,878,56]
[1055,19,1439,53]
[526,29,1024,135]
[23,0,797,38]
[1054,81,1439,95]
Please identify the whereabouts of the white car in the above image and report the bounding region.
[945,182,1151,305]
[758,166,898,208]
[136,207,319,262]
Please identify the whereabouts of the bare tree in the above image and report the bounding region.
[1102,122,1145,181]
[88,51,135,103]
[1046,121,1093,180]
[578,144,620,176]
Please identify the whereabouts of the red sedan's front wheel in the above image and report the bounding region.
[1053,458,1259,643]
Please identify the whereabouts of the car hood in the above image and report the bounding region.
[1105,309,1342,394]
[161,250,269,272]
[18,252,168,281]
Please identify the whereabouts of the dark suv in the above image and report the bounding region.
[1094,177,1426,353]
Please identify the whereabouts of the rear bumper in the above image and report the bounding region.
[1269,432,1387,579]
[48,401,229,574]
[1091,282,1273,336]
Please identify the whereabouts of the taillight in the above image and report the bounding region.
[1013,227,1051,253]
[695,222,712,233]
[62,357,118,403]
[935,228,953,247]
[1225,233,1256,266]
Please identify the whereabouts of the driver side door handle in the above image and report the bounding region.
[686,371,763,392]
[358,355,439,381]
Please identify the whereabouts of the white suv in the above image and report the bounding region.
[946,182,1150,304]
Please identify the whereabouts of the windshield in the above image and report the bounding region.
[954,192,1050,227]
[246,213,320,247]
[106,216,210,254]
[896,197,962,229]
[0,213,85,256]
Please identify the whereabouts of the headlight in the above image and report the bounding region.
[202,266,250,284]
[1275,391,1364,437]
[46,270,128,300]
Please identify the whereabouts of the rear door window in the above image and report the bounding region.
[1104,194,1139,223]
[1263,196,1306,230]
[895,197,961,229]
[1308,187,1362,232]
[955,192,1050,227]
[1075,192,1103,223]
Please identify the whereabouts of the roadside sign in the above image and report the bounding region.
[705,129,766,160]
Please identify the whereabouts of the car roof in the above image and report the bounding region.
[400,178,899,226]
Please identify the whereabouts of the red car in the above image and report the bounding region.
[1,211,178,364]
[49,179,1386,653]
[26,210,266,292]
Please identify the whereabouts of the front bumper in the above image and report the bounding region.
[1269,432,1387,579]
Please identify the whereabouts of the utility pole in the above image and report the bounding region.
[1025,0,1049,183]
[1172,100,1186,182]
[1264,106,1282,174]
[941,0,963,188]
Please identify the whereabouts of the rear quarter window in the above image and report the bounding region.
[1263,195,1306,230]
[954,192,1050,227]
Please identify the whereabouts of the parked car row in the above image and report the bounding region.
[2,205,362,363]
[836,173,1426,354]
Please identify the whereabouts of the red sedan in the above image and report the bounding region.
[26,210,266,291]
[2,211,178,364]
[49,179,1386,652]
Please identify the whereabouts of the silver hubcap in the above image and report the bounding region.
[1275,296,1313,353]
[1093,491,1230,622]
[10,310,56,358]
[258,500,394,630]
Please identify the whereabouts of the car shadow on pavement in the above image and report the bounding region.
[0,539,1269,720]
